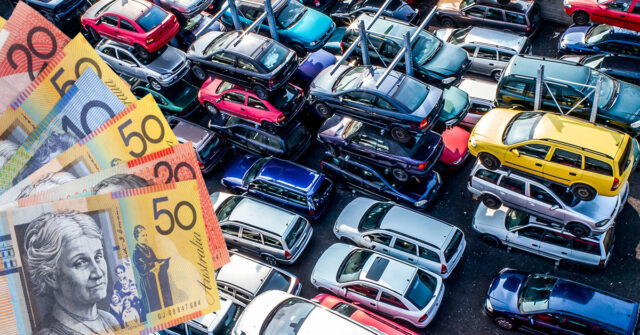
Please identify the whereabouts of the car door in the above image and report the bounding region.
[461,5,487,26]
[96,15,119,40]
[209,52,237,80]
[529,313,565,333]
[582,155,615,196]
[506,226,543,254]
[150,92,170,111]
[344,284,379,310]
[471,46,498,76]
[483,8,506,30]
[539,230,573,260]
[99,46,119,69]
[627,0,640,31]
[377,291,411,319]
[497,76,535,108]
[504,143,551,174]
[236,56,261,87]
[220,224,241,247]
[239,227,264,255]
[116,49,143,79]
[602,0,633,26]
[543,147,584,186]
[504,11,528,33]
[363,232,393,253]
[527,184,566,223]
[496,175,529,209]
[371,94,404,125]
[245,96,269,123]
[389,237,419,266]
[340,91,375,120]
[217,91,247,117]
[118,18,140,46]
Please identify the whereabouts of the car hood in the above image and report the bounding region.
[335,197,378,232]
[297,49,337,82]
[572,183,627,221]
[288,9,334,43]
[310,64,350,95]
[487,269,527,313]
[474,203,508,229]
[606,80,640,124]
[436,0,461,12]
[434,28,455,42]
[188,30,225,58]
[470,108,519,145]
[221,154,260,189]
[422,42,468,77]
[148,47,187,73]
[441,126,470,163]
[311,243,357,283]
[440,86,469,123]
[560,25,589,47]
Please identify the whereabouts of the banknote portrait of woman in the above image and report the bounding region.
[22,211,120,335]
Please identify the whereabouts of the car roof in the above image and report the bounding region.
[168,118,214,149]
[351,13,414,39]
[549,280,638,331]
[475,0,532,12]
[342,65,409,96]
[457,77,497,101]
[257,158,321,193]
[104,0,151,19]
[361,254,417,295]
[464,27,527,52]
[380,206,455,249]
[217,254,272,294]
[228,197,297,236]
[506,55,590,86]
[605,25,640,42]
[219,31,274,58]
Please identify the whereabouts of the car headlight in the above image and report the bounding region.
[414,199,428,207]
[309,40,319,47]
[563,0,571,8]
[161,73,172,79]
[595,219,609,227]
[560,40,567,49]
[453,155,465,165]
[442,76,456,85]
[485,298,494,312]
[469,135,477,148]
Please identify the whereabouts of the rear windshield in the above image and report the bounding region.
[211,302,244,335]
[136,6,168,32]
[503,112,543,145]
[276,0,307,29]
[285,218,307,248]
[602,228,614,255]
[618,138,632,174]
[334,67,366,92]
[404,271,437,310]
[359,202,393,231]
[216,81,235,94]
[216,196,243,221]
[444,230,463,262]
[338,249,373,283]
[205,32,235,56]
[311,179,332,205]
[272,84,299,110]
[259,43,290,72]
[258,270,291,295]
[392,76,429,111]
[199,137,220,159]
[263,298,315,335]
[284,123,307,149]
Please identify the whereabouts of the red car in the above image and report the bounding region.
[81,0,180,54]
[312,294,419,335]
[198,78,305,131]
[439,126,470,168]
[564,0,640,30]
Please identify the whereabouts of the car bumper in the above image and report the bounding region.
[416,283,445,328]
[156,61,191,87]
[146,22,181,52]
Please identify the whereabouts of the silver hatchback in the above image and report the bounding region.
[467,162,628,237]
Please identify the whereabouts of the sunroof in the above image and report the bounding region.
[365,257,389,281]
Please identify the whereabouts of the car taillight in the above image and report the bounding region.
[146,37,154,44]
[598,259,605,266]
[198,161,204,170]
[309,209,315,216]
[526,25,531,31]
[269,78,274,87]
[315,0,320,6]
[277,114,286,123]
[340,41,344,54]
[418,162,427,170]
[418,314,428,322]
[419,118,429,129]
[611,177,620,191]
[441,264,447,274]
[285,251,292,259]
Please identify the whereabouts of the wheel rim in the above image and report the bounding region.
[206,103,218,114]
[575,187,591,199]
[316,104,330,117]
[481,155,496,168]
[493,71,501,81]
[393,169,408,181]
[150,80,162,90]
[483,197,498,208]
[497,319,513,329]
[266,257,277,265]
[392,128,407,141]
[442,18,454,27]
[573,227,587,236]
[194,66,205,80]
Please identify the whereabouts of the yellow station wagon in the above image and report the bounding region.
[468,108,639,201]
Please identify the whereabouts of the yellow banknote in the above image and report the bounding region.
[0,17,5,30]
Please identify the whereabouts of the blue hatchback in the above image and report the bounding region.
[221,155,333,219]
[558,24,640,56]
[484,268,640,334]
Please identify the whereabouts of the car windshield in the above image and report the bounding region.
[448,27,471,45]
[359,202,393,231]
[586,71,616,109]
[205,32,235,56]
[503,112,543,145]
[285,218,307,248]
[215,196,243,221]
[263,298,315,335]
[444,230,463,262]
[258,270,291,294]
[392,76,429,111]
[211,302,244,335]
[338,249,373,282]
[505,209,530,230]
[136,6,168,32]
[183,14,204,32]
[343,120,363,139]
[161,83,195,106]
[404,271,437,310]
[586,24,612,44]
[334,66,366,92]
[412,34,442,65]
[518,275,557,313]
[277,0,307,29]
[548,183,579,206]
[259,42,290,71]
[243,158,269,183]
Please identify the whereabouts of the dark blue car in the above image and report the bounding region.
[166,117,228,174]
[484,268,640,334]
[317,115,444,182]
[558,24,640,56]
[221,155,333,219]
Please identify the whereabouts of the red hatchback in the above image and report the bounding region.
[81,0,180,54]
[312,294,419,335]
[439,126,470,168]
[564,0,640,30]
[198,78,305,131]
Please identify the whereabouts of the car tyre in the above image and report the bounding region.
[494,317,515,330]
[561,259,581,271]
[261,121,277,133]
[481,234,501,247]
[566,222,590,237]
[392,167,409,182]
[192,65,207,81]
[391,126,410,143]
[478,153,500,170]
[134,44,149,59]
[253,84,269,100]
[480,194,501,209]
[572,11,590,25]
[149,78,163,91]
[314,102,333,118]
[292,43,306,57]
[440,17,455,28]
[491,70,502,82]
[571,183,596,202]
[263,255,278,266]
[204,102,219,115]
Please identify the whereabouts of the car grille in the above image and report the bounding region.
[172,61,185,73]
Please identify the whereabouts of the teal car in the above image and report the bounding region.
[324,13,471,87]
[220,0,335,55]
[131,80,200,118]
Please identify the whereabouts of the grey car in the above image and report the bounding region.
[329,0,418,24]
[152,0,212,20]
[96,39,189,90]
[467,162,628,237]
[435,26,532,81]
[456,76,496,128]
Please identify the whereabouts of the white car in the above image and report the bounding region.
[310,243,445,328]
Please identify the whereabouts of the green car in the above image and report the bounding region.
[130,80,200,119]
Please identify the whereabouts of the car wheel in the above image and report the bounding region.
[204,102,219,115]
[134,44,149,59]
[572,11,590,25]
[261,121,277,133]
[481,234,501,247]
[491,70,502,82]
[567,223,590,237]
[263,255,278,266]
[478,153,500,170]
[149,78,163,91]
[391,126,410,143]
[561,259,581,272]
[440,17,455,28]
[253,84,269,100]
[392,167,409,182]
[571,183,596,202]
[314,102,333,118]
[292,43,306,57]
[494,317,515,330]
[480,194,501,209]
[192,65,207,81]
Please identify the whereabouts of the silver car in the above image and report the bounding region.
[435,26,532,81]
[456,76,496,129]
[333,197,466,279]
[472,203,615,271]
[156,294,244,335]
[153,0,212,19]
[231,290,385,335]
[467,162,628,237]
[96,39,189,90]
[210,192,313,265]
[310,243,445,328]
[216,252,302,306]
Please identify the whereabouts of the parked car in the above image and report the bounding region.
[220,0,336,55]
[312,294,419,335]
[435,26,532,81]
[440,126,470,168]
[484,269,639,333]
[81,0,180,54]
[151,0,213,20]
[325,13,471,87]
[198,78,305,131]
[96,40,189,90]
[563,0,640,29]
[208,114,311,160]
[16,0,88,24]
[318,116,444,181]
[294,49,337,89]
[468,108,639,200]
[166,117,227,173]
[456,76,496,129]
[310,243,445,328]
[334,197,466,278]
[231,291,386,335]
[321,155,442,210]
[468,161,629,236]
[131,80,200,118]
[309,65,470,142]
[155,294,244,335]
[496,55,640,136]
[435,0,541,36]
[170,12,225,50]
[220,156,333,218]
[216,251,301,306]
[188,31,298,99]
[558,24,640,56]
[561,53,640,85]
[329,0,418,24]
[210,192,314,264]
[473,203,615,270]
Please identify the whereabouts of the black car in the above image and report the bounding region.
[187,31,298,99]
[317,116,443,181]
[562,53,640,85]
[208,113,311,161]
[170,12,226,50]
[329,0,418,24]
[12,0,88,24]
[166,116,228,174]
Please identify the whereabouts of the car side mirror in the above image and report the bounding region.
[363,236,372,244]
[461,11,467,16]
[511,148,520,157]
[550,204,559,210]
[215,97,222,103]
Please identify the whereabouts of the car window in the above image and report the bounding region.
[499,176,526,195]
[212,52,236,66]
[404,271,437,310]
[101,47,116,58]
[498,51,514,62]
[375,96,396,111]
[392,76,429,111]
[366,233,392,246]
[502,78,529,95]
[343,91,376,107]
[242,228,263,243]
[475,169,500,184]
[359,202,393,231]
[634,2,640,14]
[381,41,400,58]
[606,0,630,11]
[338,249,373,283]
[419,246,440,262]
[347,284,379,299]
[486,8,504,21]
[331,303,358,317]
[217,81,235,94]
[463,45,477,56]
[519,226,545,240]
[276,0,307,29]
[117,51,137,65]
[505,209,529,230]
[221,224,240,235]
[263,235,283,249]
[503,112,543,145]
[222,92,246,104]
[465,6,486,17]
[238,58,258,72]
[167,323,186,334]
[286,190,307,205]
[151,92,167,105]
[119,19,137,32]
[476,47,497,60]
[243,7,263,20]
[99,15,118,26]
[505,11,526,24]
[517,144,550,159]
[550,148,582,168]
[542,231,572,248]
[584,156,613,176]
[520,275,556,313]
[247,97,268,110]
[285,218,307,248]
[572,238,601,255]
[380,292,408,310]
[530,185,559,206]
[393,238,417,255]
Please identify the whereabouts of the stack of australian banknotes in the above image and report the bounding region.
[0,4,228,335]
